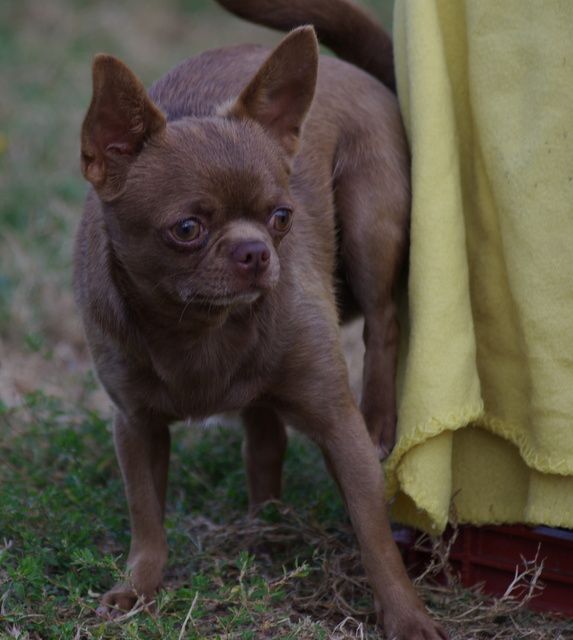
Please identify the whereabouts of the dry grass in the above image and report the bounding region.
[179,504,573,639]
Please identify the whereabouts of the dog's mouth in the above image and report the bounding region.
[173,259,279,312]
[184,289,263,308]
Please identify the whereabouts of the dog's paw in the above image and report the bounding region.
[96,549,166,618]
[95,584,152,618]
[382,608,449,640]
[366,414,397,460]
[375,442,392,461]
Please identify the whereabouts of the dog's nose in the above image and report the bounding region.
[230,240,270,276]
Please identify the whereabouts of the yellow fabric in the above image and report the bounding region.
[386,0,573,533]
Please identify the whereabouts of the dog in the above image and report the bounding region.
[74,1,446,638]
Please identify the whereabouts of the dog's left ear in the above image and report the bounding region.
[227,26,319,158]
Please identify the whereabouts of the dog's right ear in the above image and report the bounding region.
[80,54,166,201]
[224,26,319,159]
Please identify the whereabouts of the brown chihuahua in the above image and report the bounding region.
[74,1,446,638]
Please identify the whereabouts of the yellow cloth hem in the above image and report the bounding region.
[385,402,484,496]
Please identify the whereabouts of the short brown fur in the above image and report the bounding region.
[74,2,446,638]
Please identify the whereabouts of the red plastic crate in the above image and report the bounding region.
[394,525,573,617]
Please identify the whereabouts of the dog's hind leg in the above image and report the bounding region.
[242,405,288,511]
[335,139,410,458]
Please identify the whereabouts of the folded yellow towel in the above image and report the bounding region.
[386,0,573,533]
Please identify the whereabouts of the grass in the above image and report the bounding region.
[2,0,573,638]
[3,393,573,639]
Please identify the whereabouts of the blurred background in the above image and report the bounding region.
[0,0,393,409]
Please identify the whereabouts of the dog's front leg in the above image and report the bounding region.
[98,410,170,615]
[303,402,447,640]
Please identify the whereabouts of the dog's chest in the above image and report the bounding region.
[141,318,273,419]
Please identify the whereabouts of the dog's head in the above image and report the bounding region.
[80,28,318,316]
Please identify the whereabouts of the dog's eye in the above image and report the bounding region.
[171,218,203,243]
[270,208,292,233]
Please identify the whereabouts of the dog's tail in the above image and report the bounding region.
[214,0,395,92]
